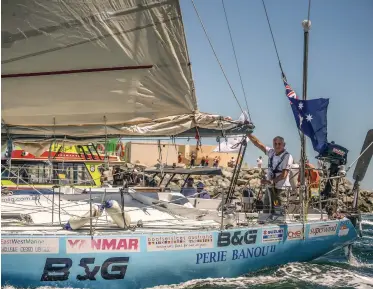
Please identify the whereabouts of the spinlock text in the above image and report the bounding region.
[217,230,258,247]
[40,257,129,281]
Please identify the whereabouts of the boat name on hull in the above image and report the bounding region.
[196,245,276,264]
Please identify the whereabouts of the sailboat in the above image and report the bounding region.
[1,1,369,288]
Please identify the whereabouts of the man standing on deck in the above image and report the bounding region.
[247,134,294,216]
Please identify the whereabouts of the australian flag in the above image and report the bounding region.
[282,76,329,153]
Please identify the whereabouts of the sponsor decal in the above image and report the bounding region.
[66,238,140,253]
[90,165,95,172]
[217,230,258,247]
[309,222,338,238]
[332,148,346,156]
[262,228,284,243]
[1,238,59,254]
[338,224,349,236]
[196,245,276,264]
[287,226,303,241]
[147,233,213,251]
[41,257,129,281]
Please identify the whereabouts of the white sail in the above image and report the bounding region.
[2,0,249,143]
[213,135,249,153]
[212,112,250,153]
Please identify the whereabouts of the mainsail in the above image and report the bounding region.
[2,0,253,146]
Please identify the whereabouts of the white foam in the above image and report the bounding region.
[146,261,373,289]
[362,220,373,226]
[277,262,373,289]
[146,276,284,289]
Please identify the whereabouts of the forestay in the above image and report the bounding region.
[2,0,249,144]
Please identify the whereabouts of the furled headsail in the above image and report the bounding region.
[2,0,254,147]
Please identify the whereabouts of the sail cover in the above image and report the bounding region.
[2,0,253,143]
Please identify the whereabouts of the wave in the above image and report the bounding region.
[362,220,373,226]
[147,262,373,289]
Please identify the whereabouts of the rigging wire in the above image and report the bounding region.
[261,0,284,76]
[221,0,252,121]
[190,0,245,115]
[261,0,311,165]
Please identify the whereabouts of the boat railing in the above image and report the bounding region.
[1,163,143,188]
[1,163,96,187]
[238,164,354,222]
[1,160,356,233]
[1,162,211,230]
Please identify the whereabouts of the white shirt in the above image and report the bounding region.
[265,146,293,189]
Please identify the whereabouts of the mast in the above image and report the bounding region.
[300,19,311,222]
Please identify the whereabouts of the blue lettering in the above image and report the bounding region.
[196,251,228,264]
[210,252,217,262]
[203,253,209,263]
[230,245,276,261]
[247,247,254,258]
[254,247,261,257]
[197,246,277,265]
[239,249,246,259]
[196,253,203,264]
[262,246,269,257]
[232,249,238,260]
[221,251,227,261]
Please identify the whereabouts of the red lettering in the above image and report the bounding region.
[288,231,301,238]
[129,239,138,250]
[116,239,128,250]
[68,238,139,251]
[68,240,80,248]
[102,239,117,250]
[91,239,101,250]
[79,240,87,249]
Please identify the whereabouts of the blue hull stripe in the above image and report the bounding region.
[1,219,357,289]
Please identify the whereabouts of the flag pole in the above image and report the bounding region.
[300,19,311,223]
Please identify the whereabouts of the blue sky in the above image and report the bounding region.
[179,0,373,188]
